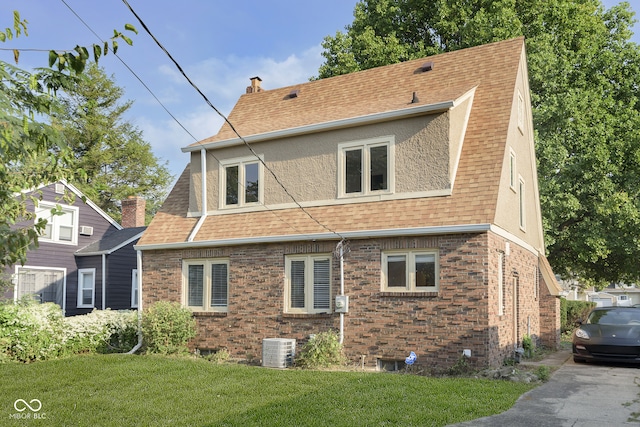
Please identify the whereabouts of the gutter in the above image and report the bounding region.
[187,147,208,242]
[136,223,493,251]
[102,254,106,310]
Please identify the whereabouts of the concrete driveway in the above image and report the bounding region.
[449,358,640,427]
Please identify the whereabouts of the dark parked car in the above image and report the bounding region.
[572,307,640,364]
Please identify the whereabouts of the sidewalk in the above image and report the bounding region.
[519,348,572,368]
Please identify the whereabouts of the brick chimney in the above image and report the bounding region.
[246,76,262,94]
[121,196,146,228]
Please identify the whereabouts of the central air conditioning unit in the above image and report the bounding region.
[262,338,296,368]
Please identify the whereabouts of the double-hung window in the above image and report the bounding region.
[183,259,229,312]
[35,202,79,245]
[77,268,96,308]
[285,254,331,314]
[220,156,262,208]
[338,137,393,197]
[382,250,438,292]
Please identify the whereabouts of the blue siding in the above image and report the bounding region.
[106,240,138,310]
[3,183,121,315]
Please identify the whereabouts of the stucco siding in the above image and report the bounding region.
[494,49,545,252]
[187,113,452,214]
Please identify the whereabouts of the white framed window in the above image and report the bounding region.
[131,269,138,308]
[182,259,229,312]
[35,202,79,245]
[509,149,517,191]
[15,266,65,307]
[285,254,331,314]
[77,268,95,308]
[219,156,263,208]
[338,136,394,197]
[498,252,504,316]
[381,250,438,292]
[518,176,526,230]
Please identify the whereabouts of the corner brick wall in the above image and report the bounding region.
[141,231,554,369]
[539,276,561,349]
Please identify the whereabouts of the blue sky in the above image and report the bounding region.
[1,1,638,181]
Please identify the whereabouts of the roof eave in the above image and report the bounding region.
[135,223,491,251]
[182,100,456,153]
[75,231,145,257]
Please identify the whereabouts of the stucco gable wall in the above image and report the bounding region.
[188,113,452,215]
[494,48,545,252]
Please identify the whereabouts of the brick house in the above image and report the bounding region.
[136,37,561,369]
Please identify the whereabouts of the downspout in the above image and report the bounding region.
[102,253,106,310]
[128,249,144,354]
[339,242,345,344]
[188,147,208,242]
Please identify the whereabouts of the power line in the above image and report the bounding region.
[57,0,314,240]
[120,0,345,241]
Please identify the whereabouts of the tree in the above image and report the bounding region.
[0,11,136,281]
[318,0,640,289]
[53,64,173,223]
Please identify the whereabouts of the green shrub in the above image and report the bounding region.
[447,355,474,376]
[295,330,346,369]
[522,334,533,358]
[0,300,139,362]
[0,300,65,362]
[204,348,230,364]
[561,298,596,333]
[535,365,551,382]
[141,301,196,355]
[63,309,138,354]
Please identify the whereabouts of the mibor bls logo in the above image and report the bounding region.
[10,399,46,420]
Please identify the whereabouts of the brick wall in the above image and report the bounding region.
[141,231,553,369]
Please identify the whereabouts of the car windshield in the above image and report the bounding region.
[587,309,640,325]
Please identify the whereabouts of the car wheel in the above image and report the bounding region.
[573,356,586,363]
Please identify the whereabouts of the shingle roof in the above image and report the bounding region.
[76,226,146,255]
[138,37,525,247]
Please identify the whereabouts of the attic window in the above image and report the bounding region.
[419,61,434,72]
[288,89,299,99]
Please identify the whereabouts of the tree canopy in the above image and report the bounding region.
[53,64,172,223]
[0,11,137,277]
[318,0,640,288]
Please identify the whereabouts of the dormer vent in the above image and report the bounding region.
[288,89,300,99]
[411,91,420,104]
[419,61,434,72]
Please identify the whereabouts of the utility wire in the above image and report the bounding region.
[56,0,309,239]
[57,0,326,239]
[120,0,345,241]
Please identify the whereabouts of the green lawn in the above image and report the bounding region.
[2,354,535,426]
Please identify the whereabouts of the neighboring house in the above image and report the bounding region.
[565,284,640,307]
[3,182,145,316]
[136,37,562,369]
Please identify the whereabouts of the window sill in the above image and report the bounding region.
[379,291,438,298]
[282,312,333,319]
[191,311,228,317]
